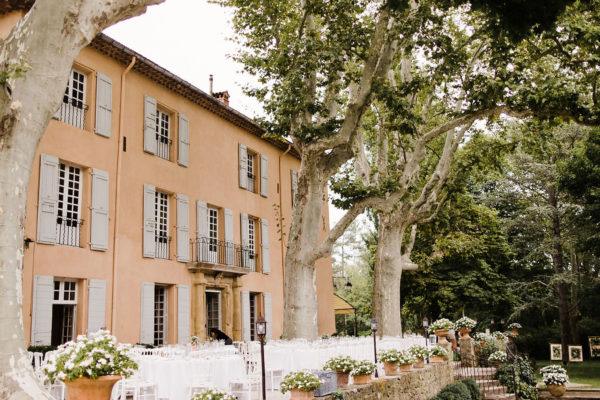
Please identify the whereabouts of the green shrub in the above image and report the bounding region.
[438,381,472,400]
[495,356,538,400]
[460,379,482,400]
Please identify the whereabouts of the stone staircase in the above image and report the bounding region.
[456,366,515,400]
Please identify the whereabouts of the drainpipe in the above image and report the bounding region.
[110,56,136,333]
[278,144,291,300]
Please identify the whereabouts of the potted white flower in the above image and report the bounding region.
[507,322,522,335]
[42,330,137,400]
[378,349,401,376]
[323,355,357,387]
[488,351,507,366]
[280,371,322,400]
[541,365,569,397]
[430,318,454,343]
[429,346,447,363]
[408,345,429,368]
[191,388,237,400]
[397,350,417,372]
[454,317,477,339]
[350,360,377,385]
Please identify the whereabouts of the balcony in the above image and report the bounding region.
[156,234,170,259]
[55,99,88,130]
[188,236,257,275]
[56,217,82,247]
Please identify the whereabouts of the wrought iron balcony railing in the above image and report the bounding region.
[155,234,170,259]
[55,100,88,130]
[56,217,82,247]
[191,236,257,271]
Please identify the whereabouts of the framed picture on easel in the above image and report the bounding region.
[589,336,600,359]
[569,345,584,362]
[550,344,562,361]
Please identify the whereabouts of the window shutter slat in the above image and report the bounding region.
[178,113,189,167]
[87,279,106,334]
[239,143,248,189]
[176,194,190,262]
[241,291,250,341]
[37,154,59,244]
[260,155,268,197]
[263,292,272,341]
[224,208,234,266]
[291,169,298,207]
[91,168,109,251]
[261,219,270,274]
[177,285,190,344]
[143,184,156,258]
[94,72,112,138]
[31,275,53,346]
[143,95,157,154]
[140,282,155,345]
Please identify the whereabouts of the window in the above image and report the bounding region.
[56,162,82,247]
[155,191,169,259]
[51,280,77,346]
[154,286,167,346]
[246,151,256,193]
[249,293,258,341]
[57,69,87,129]
[156,109,170,160]
[206,291,221,339]
[247,218,256,271]
[207,207,219,262]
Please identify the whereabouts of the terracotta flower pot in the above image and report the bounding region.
[547,384,566,397]
[511,329,519,336]
[336,372,349,387]
[352,374,372,385]
[399,363,412,372]
[430,355,444,363]
[459,328,472,339]
[64,375,121,400]
[289,389,315,400]
[383,361,399,376]
[435,329,449,343]
[414,358,425,368]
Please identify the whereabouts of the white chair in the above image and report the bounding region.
[112,378,157,400]
[44,380,65,400]
[229,347,262,400]
[265,369,283,391]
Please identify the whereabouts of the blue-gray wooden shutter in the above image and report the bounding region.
[263,292,272,341]
[224,208,234,265]
[176,194,190,262]
[140,282,155,345]
[261,219,270,274]
[241,291,250,341]
[94,72,112,138]
[37,153,59,244]
[143,95,157,154]
[178,113,189,167]
[87,279,106,334]
[90,168,109,251]
[177,285,190,344]
[31,275,54,345]
[290,169,298,206]
[143,184,156,258]
[196,201,208,262]
[260,155,268,197]
[239,143,248,189]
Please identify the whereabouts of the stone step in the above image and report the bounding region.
[476,379,501,386]
[481,385,507,394]
[484,393,516,400]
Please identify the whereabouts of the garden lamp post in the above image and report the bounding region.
[256,315,267,400]
[371,318,379,378]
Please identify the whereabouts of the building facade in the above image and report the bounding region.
[2,10,335,347]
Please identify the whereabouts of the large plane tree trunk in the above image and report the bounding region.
[0,1,161,397]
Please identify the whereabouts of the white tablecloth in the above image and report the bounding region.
[138,355,246,400]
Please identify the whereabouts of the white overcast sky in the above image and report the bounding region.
[104,0,348,227]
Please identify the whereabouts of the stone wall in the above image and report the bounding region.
[321,362,454,400]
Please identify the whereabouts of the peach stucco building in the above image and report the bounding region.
[2,8,335,347]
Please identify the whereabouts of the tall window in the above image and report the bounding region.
[155,191,169,259]
[249,293,258,341]
[247,219,256,271]
[246,152,256,193]
[56,163,82,247]
[206,291,221,339]
[153,286,167,346]
[57,69,87,129]
[207,207,218,262]
[52,280,77,346]
[156,109,170,160]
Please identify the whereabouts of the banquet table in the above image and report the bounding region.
[138,354,246,400]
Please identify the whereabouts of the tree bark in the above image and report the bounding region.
[0,1,162,397]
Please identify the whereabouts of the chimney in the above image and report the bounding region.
[213,91,230,107]
[209,74,214,95]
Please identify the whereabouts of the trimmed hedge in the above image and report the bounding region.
[430,379,482,400]
[461,379,482,400]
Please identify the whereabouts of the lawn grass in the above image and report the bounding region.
[534,360,600,388]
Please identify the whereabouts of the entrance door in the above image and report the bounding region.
[51,280,77,346]
[206,291,221,339]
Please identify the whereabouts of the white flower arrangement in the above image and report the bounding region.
[488,351,508,363]
[350,360,377,376]
[42,330,137,384]
[378,349,401,363]
[408,345,429,360]
[396,350,417,365]
[323,356,357,374]
[430,318,454,331]
[280,371,321,394]
[540,365,567,375]
[542,371,569,386]
[492,331,507,341]
[429,346,447,357]
[454,317,477,330]
[507,322,522,330]
[191,388,237,400]
[191,336,200,345]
